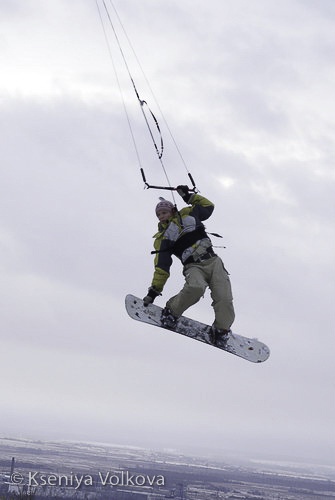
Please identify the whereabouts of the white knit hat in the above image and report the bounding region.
[155,197,174,216]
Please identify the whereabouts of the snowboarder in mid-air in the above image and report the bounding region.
[143,186,235,345]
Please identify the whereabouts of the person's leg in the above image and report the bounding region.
[166,264,207,317]
[209,257,235,331]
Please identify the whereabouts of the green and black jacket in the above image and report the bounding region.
[151,194,214,293]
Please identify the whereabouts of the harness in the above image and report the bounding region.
[184,248,217,265]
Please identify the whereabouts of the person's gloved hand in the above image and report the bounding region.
[143,287,160,307]
[177,185,192,203]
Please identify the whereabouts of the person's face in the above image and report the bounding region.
[157,209,173,223]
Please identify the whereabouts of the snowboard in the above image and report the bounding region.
[125,295,270,363]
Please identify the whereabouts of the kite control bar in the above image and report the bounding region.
[140,168,198,192]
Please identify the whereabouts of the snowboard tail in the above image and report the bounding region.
[125,295,270,363]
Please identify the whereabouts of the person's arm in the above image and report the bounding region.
[177,185,214,221]
[143,237,172,305]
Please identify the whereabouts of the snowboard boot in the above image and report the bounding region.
[161,307,178,328]
[209,326,231,346]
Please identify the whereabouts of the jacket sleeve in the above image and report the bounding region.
[151,237,173,293]
[188,193,214,221]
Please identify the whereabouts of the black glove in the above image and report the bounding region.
[177,185,192,203]
[143,287,160,307]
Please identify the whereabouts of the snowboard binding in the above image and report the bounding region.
[161,307,178,329]
[209,326,230,346]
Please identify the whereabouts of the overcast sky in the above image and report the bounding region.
[1,0,334,465]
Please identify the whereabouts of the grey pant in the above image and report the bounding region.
[166,256,235,330]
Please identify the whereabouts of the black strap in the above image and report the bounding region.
[184,248,216,265]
